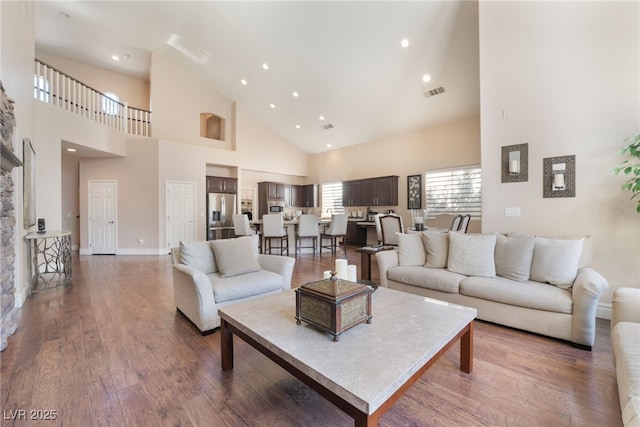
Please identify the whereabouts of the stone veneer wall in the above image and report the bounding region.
[1,82,19,351]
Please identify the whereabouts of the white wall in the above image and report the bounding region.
[1,0,36,306]
[150,51,233,149]
[79,140,159,253]
[61,154,80,249]
[479,1,640,304]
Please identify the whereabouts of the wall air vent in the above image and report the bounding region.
[321,123,334,130]
[423,86,445,98]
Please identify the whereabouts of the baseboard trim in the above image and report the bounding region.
[597,302,612,320]
[116,248,166,256]
[14,285,30,308]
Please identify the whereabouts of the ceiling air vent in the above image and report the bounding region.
[321,123,334,130]
[423,86,445,98]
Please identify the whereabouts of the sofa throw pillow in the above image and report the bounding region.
[420,231,449,268]
[180,240,217,274]
[447,232,497,278]
[530,237,583,289]
[495,234,535,282]
[211,235,262,278]
[397,232,426,266]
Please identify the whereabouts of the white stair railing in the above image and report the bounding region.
[34,59,151,137]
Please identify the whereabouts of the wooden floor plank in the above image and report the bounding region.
[0,248,623,426]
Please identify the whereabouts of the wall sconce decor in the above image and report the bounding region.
[543,155,575,198]
[501,143,528,183]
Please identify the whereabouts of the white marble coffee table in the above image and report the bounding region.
[219,287,477,426]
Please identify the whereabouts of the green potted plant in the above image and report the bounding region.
[612,132,640,214]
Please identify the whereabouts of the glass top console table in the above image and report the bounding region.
[25,230,72,291]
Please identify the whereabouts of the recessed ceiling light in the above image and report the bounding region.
[319,115,325,121]
[123,54,130,60]
[241,79,248,85]
[262,63,269,70]
[270,103,276,109]
[295,125,301,129]
[112,55,120,61]
[292,91,299,98]
[66,148,77,152]
[401,38,410,48]
[326,144,332,148]
[422,74,431,83]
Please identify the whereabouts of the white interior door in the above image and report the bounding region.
[89,181,117,254]
[167,181,196,249]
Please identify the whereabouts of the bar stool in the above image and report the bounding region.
[320,213,348,255]
[296,214,319,256]
[262,214,289,255]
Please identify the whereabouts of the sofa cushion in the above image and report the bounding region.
[397,232,426,266]
[495,234,535,282]
[447,232,497,278]
[180,240,217,274]
[459,276,573,313]
[209,269,284,303]
[211,235,262,278]
[420,231,449,268]
[387,266,465,294]
[530,237,583,289]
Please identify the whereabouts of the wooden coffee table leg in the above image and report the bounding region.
[460,321,473,373]
[221,319,234,371]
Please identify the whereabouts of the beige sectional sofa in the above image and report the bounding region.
[376,231,608,349]
[612,287,640,426]
[172,235,295,334]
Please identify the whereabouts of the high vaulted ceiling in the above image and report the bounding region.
[34,1,480,154]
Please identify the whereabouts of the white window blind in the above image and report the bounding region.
[425,166,482,218]
[321,182,344,218]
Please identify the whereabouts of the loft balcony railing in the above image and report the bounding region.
[34,59,151,137]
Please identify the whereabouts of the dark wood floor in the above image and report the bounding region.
[1,247,623,426]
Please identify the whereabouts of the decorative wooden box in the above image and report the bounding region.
[295,274,372,341]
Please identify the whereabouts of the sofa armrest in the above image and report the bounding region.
[571,267,609,346]
[612,287,640,329]
[258,254,296,290]
[375,250,399,288]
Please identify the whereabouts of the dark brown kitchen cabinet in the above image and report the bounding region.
[300,184,318,207]
[342,181,362,206]
[207,176,237,194]
[373,176,398,206]
[345,221,367,246]
[284,184,317,207]
[343,176,397,206]
[259,182,285,201]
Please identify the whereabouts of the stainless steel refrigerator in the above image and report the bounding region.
[207,193,236,240]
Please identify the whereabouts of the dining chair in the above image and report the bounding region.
[320,213,348,255]
[375,213,404,245]
[296,214,319,256]
[233,214,261,252]
[262,214,289,255]
[450,215,462,232]
[458,214,471,233]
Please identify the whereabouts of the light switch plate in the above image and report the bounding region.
[504,207,521,217]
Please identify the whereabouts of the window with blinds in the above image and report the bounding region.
[321,182,345,218]
[425,166,482,218]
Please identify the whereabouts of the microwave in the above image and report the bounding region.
[269,205,284,213]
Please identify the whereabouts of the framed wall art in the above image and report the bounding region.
[407,174,422,209]
[23,138,36,227]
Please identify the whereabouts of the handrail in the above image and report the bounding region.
[34,59,152,137]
